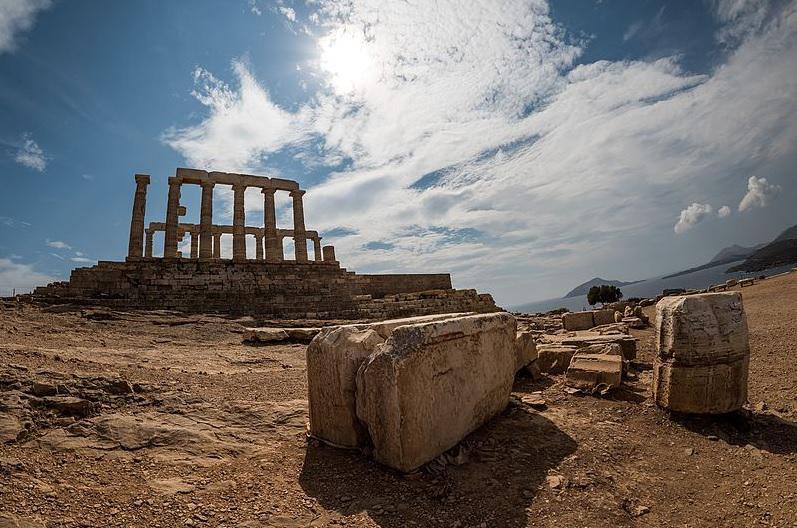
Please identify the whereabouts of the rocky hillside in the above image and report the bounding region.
[563,277,640,298]
[727,224,797,272]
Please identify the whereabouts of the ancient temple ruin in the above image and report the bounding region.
[35,168,499,319]
[128,169,334,263]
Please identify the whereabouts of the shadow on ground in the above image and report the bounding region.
[299,405,577,527]
[675,411,797,454]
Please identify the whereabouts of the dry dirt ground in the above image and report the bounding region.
[1,273,796,528]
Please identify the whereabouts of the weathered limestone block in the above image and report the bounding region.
[535,344,577,374]
[566,353,623,390]
[355,313,516,472]
[558,334,637,360]
[592,309,616,326]
[514,330,538,373]
[654,292,749,414]
[653,358,748,414]
[243,328,290,343]
[622,316,646,329]
[306,326,385,447]
[562,311,594,331]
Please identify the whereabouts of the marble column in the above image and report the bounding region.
[255,233,264,260]
[164,178,181,259]
[313,237,322,262]
[291,190,308,262]
[190,231,199,259]
[199,181,214,260]
[262,188,282,262]
[213,233,221,259]
[127,174,150,259]
[144,229,154,257]
[232,183,246,262]
[322,245,337,263]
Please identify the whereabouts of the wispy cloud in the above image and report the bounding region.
[70,257,93,263]
[14,133,47,171]
[0,0,52,54]
[717,205,731,218]
[0,257,54,295]
[45,239,71,250]
[0,216,30,228]
[738,175,781,211]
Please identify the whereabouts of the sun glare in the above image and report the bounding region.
[319,29,372,94]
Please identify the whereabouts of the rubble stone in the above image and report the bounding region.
[566,353,623,390]
[562,311,594,331]
[514,330,538,373]
[654,292,749,414]
[355,313,516,472]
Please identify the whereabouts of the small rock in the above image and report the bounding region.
[633,505,650,517]
[684,447,695,456]
[546,475,564,489]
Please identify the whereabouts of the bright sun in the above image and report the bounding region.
[319,29,372,94]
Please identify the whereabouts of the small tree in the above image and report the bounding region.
[587,285,601,306]
[587,284,624,306]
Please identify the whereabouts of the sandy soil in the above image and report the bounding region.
[1,273,796,527]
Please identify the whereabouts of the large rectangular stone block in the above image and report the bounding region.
[654,292,749,414]
[355,312,517,472]
[592,309,616,326]
[562,311,594,331]
[305,313,468,448]
[566,353,623,390]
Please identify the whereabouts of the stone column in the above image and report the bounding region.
[190,230,199,259]
[144,229,154,257]
[213,233,221,259]
[127,174,150,259]
[322,245,337,263]
[262,188,282,262]
[232,183,246,262]
[199,181,215,260]
[164,178,182,259]
[313,237,322,262]
[255,233,264,260]
[291,190,308,262]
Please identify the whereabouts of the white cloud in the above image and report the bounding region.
[717,205,732,218]
[164,0,797,303]
[45,240,71,250]
[248,0,262,16]
[738,175,782,211]
[71,257,93,263]
[14,133,47,171]
[161,63,313,173]
[674,203,714,234]
[0,258,54,295]
[0,0,51,54]
[278,6,296,22]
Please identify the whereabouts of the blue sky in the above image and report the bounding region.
[1,0,795,305]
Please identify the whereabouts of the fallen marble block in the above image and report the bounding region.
[305,313,469,448]
[654,292,749,414]
[562,311,594,331]
[514,330,538,373]
[355,312,516,472]
[566,353,623,391]
[536,344,578,374]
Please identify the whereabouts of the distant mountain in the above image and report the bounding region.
[563,277,640,299]
[727,224,797,272]
[662,243,764,279]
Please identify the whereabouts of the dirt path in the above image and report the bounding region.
[1,273,796,527]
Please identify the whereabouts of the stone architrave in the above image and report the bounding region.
[653,292,749,414]
[355,312,516,472]
[127,174,150,259]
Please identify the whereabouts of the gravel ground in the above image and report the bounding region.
[1,272,796,527]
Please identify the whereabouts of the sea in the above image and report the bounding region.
[511,260,796,314]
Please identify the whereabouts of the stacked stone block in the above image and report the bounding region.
[653,292,750,414]
[33,260,497,319]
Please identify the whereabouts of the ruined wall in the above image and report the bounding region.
[33,260,497,319]
[351,274,452,298]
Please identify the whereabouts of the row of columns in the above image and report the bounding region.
[144,226,324,261]
[128,173,332,263]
